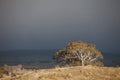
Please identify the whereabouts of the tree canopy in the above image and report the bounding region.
[53,41,103,66]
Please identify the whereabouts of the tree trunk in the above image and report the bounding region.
[81,60,85,66]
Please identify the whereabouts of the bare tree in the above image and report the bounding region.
[53,41,103,66]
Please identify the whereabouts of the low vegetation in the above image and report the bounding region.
[0,65,120,80]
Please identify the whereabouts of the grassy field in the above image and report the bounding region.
[0,65,120,80]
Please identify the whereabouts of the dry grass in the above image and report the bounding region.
[0,65,120,80]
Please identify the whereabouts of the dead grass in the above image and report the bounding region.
[0,65,120,80]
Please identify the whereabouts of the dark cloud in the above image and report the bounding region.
[0,0,120,53]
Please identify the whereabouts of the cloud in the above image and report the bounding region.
[0,0,120,53]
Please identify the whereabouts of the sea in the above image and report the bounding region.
[0,50,120,68]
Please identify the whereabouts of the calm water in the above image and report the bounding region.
[0,50,57,68]
[0,50,120,68]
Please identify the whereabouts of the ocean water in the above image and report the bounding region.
[103,53,120,66]
[0,50,57,68]
[0,50,120,68]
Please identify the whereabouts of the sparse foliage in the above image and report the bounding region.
[53,41,103,66]
[4,64,23,74]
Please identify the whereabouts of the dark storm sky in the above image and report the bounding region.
[0,0,120,53]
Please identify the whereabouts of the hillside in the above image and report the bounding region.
[0,66,120,80]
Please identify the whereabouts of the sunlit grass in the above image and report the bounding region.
[0,65,120,80]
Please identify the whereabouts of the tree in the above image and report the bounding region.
[53,41,103,66]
